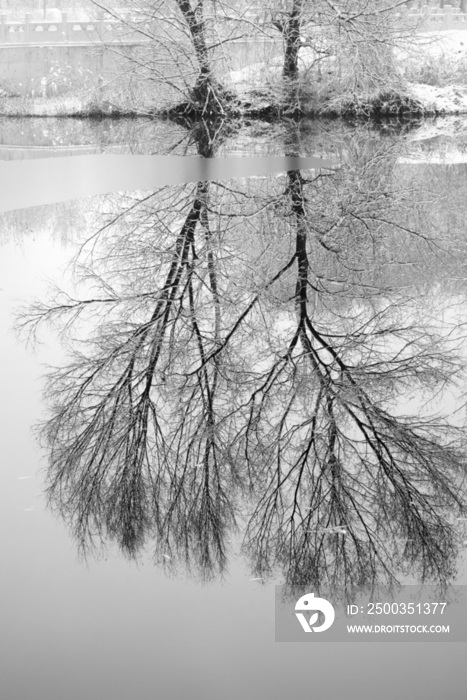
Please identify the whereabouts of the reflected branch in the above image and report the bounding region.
[19,122,467,593]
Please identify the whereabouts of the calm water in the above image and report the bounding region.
[2,116,467,700]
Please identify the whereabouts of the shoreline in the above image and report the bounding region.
[1,82,466,120]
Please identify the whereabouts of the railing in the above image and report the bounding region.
[0,5,466,46]
[403,4,467,29]
[0,12,150,44]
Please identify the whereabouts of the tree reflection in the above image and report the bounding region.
[237,123,467,595]
[21,121,467,592]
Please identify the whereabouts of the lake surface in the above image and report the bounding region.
[2,116,467,700]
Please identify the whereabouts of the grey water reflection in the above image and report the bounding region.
[19,119,467,598]
[0,116,337,214]
[0,153,335,213]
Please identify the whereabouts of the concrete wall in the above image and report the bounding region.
[0,43,108,95]
[0,39,282,97]
[4,3,467,99]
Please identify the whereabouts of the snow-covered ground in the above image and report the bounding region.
[397,30,467,113]
[402,29,467,58]
[409,82,467,113]
[229,29,467,117]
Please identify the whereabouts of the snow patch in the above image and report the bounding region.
[408,82,467,113]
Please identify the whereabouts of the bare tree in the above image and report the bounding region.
[257,0,423,114]
[18,122,467,591]
[86,0,424,115]
[90,0,237,116]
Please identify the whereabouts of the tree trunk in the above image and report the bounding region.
[283,0,304,81]
[174,0,231,116]
[175,0,212,80]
